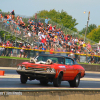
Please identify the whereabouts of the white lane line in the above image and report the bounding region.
[1,88,100,90]
[85,71,100,74]
[0,74,20,78]
[0,67,17,70]
[81,78,100,81]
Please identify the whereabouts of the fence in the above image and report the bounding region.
[0,17,38,47]
[0,46,100,64]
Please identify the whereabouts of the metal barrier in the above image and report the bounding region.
[0,18,38,46]
[0,46,100,64]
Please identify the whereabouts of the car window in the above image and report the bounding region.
[37,56,64,64]
[65,58,74,65]
[58,57,64,64]
[50,58,58,63]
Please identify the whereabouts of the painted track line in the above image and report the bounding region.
[1,88,100,92]
[0,67,17,70]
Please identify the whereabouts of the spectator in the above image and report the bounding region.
[45,17,50,26]
[49,24,52,31]
[11,10,15,19]
[50,46,54,54]
[35,13,37,23]
[20,48,24,58]
[28,31,31,37]
[0,14,3,20]
[28,18,31,24]
[69,50,75,59]
[87,42,91,50]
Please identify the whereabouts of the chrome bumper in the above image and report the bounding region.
[16,69,56,75]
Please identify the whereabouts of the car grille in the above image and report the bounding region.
[25,65,50,71]
[26,67,46,71]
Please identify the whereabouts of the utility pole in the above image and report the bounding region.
[84,11,90,42]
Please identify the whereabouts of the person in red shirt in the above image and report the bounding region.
[41,37,46,46]
[49,24,52,31]
[65,35,68,41]
[50,46,54,54]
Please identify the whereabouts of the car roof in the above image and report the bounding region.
[39,54,73,59]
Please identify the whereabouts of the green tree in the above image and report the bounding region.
[0,31,16,42]
[87,26,100,43]
[37,9,78,32]
[79,24,97,36]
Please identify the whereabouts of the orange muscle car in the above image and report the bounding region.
[16,54,85,87]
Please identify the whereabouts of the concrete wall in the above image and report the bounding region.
[81,64,100,72]
[0,58,28,67]
[0,90,100,100]
[0,58,100,71]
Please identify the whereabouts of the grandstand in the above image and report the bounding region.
[0,11,97,48]
[0,11,100,64]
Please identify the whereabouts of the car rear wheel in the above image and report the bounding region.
[69,74,80,87]
[53,73,62,87]
[20,75,27,84]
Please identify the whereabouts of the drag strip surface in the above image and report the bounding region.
[0,67,100,88]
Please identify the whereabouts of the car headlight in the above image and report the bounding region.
[17,65,22,70]
[46,68,56,73]
[46,68,50,72]
[51,68,56,73]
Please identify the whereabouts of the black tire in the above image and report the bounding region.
[40,79,48,85]
[53,73,62,87]
[20,75,27,84]
[69,74,80,87]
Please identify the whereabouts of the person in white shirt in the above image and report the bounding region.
[28,31,31,37]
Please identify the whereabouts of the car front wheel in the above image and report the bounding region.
[53,73,62,87]
[69,74,80,87]
[20,75,27,84]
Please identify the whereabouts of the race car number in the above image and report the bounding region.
[59,66,65,68]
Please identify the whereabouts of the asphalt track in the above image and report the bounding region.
[0,67,100,88]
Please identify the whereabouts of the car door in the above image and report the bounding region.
[63,58,75,80]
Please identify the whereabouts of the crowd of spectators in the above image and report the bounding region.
[0,10,100,64]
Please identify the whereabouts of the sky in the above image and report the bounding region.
[0,0,100,31]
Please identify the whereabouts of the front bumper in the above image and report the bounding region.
[16,69,56,78]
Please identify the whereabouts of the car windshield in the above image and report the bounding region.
[36,55,65,64]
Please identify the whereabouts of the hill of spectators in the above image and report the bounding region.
[0,11,100,64]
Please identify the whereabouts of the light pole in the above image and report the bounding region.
[84,11,90,42]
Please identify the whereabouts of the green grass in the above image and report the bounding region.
[0,56,29,60]
[78,62,100,65]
